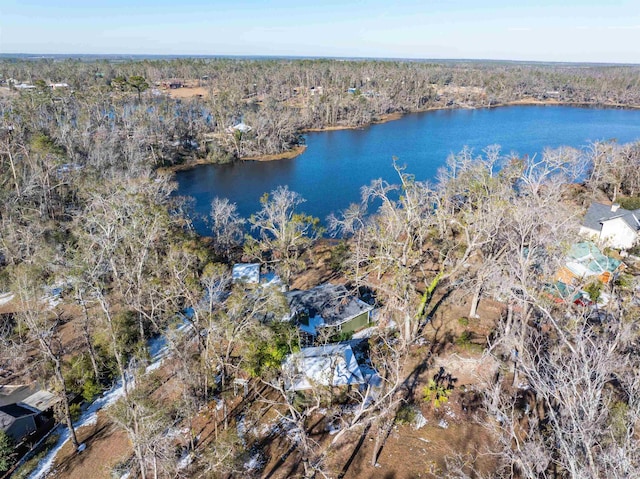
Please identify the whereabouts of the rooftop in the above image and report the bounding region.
[232,263,283,289]
[232,263,260,284]
[20,389,59,412]
[0,404,36,431]
[283,343,365,391]
[582,202,640,232]
[285,283,373,329]
[566,242,622,277]
[0,385,37,407]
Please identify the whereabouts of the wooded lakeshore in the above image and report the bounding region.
[1,57,640,479]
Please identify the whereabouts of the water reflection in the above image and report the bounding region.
[175,106,640,235]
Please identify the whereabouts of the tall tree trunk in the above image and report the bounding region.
[6,148,20,197]
[504,302,514,337]
[54,360,80,451]
[469,283,482,318]
[99,295,130,397]
[138,312,145,347]
[134,443,146,479]
[404,314,412,344]
[78,290,100,381]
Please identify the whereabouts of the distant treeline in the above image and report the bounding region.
[1,58,640,167]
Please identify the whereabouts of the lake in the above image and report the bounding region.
[175,105,640,235]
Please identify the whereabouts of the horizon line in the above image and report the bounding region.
[1,52,638,67]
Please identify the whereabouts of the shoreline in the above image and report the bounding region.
[159,145,308,174]
[241,144,307,162]
[300,111,406,133]
[166,99,640,173]
[158,157,216,174]
[302,99,640,133]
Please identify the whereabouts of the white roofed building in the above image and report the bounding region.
[283,344,365,391]
[232,263,261,285]
[229,122,252,133]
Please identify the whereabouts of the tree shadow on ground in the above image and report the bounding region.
[337,423,371,479]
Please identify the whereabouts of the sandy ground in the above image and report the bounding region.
[166,86,209,99]
[0,87,18,98]
[339,421,496,479]
[49,414,131,479]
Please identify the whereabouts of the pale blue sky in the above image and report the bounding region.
[1,0,639,63]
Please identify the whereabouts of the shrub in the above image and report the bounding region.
[82,377,102,402]
[0,430,14,473]
[628,243,640,257]
[330,330,354,342]
[614,273,633,290]
[584,281,602,303]
[423,379,451,409]
[395,404,418,425]
[245,323,299,377]
[609,401,630,444]
[618,197,640,210]
[69,403,82,422]
[65,354,104,400]
[206,142,235,164]
[329,240,350,272]
[455,330,472,347]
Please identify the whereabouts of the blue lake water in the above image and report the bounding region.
[175,106,640,235]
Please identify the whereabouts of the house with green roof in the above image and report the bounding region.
[557,242,624,285]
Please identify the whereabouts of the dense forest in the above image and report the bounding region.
[1,58,640,479]
[2,58,640,163]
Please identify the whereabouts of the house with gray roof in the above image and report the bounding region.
[580,202,640,250]
[284,284,374,337]
[0,385,37,408]
[0,404,38,443]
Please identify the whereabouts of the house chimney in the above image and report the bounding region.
[611,203,620,212]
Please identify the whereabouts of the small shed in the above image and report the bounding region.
[232,263,283,289]
[20,390,59,413]
[232,263,261,285]
[230,122,252,133]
